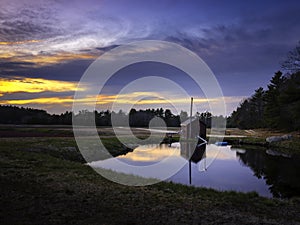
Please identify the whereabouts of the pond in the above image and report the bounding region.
[89,143,300,198]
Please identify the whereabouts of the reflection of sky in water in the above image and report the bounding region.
[118,144,180,164]
[89,144,272,197]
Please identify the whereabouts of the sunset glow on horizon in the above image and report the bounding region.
[1,0,299,114]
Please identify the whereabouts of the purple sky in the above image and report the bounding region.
[0,0,300,114]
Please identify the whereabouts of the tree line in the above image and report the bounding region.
[0,105,225,128]
[0,106,182,127]
[0,105,73,125]
[227,42,300,131]
[74,108,183,127]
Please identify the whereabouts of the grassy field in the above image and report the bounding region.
[1,126,300,224]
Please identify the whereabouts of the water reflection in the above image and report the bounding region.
[180,142,206,163]
[89,143,300,198]
[236,148,300,198]
[180,142,206,184]
[118,144,180,165]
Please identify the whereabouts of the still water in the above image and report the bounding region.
[89,143,300,198]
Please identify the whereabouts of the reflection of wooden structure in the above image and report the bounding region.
[180,142,206,184]
[180,142,206,163]
[180,98,207,185]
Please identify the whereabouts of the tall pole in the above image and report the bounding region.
[189,159,192,185]
[189,97,193,185]
[189,97,193,139]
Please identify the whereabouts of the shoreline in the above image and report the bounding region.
[1,137,300,224]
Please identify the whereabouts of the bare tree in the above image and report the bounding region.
[281,41,300,74]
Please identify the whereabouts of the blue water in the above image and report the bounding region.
[89,143,300,198]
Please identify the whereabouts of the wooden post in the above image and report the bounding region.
[189,97,193,185]
[189,97,193,139]
[168,134,172,147]
[189,159,192,185]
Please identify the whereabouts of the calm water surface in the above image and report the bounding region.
[89,143,300,198]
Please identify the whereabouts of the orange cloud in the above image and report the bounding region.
[0,38,97,66]
[0,40,41,45]
[0,92,210,106]
[0,88,242,115]
[19,52,96,65]
[0,77,84,95]
[0,97,76,105]
[0,94,113,105]
[0,51,96,65]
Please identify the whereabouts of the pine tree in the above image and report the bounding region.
[264,71,285,128]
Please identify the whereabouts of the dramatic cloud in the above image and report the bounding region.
[165,5,300,96]
[0,0,299,114]
[0,0,131,67]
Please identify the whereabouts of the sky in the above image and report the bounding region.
[0,0,300,115]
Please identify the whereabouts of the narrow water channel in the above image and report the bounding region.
[89,143,300,198]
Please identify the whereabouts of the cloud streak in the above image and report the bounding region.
[0,76,84,95]
[0,0,131,67]
[0,88,244,115]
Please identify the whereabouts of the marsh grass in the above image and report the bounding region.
[1,127,300,224]
[1,137,300,224]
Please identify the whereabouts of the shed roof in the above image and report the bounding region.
[180,117,198,126]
